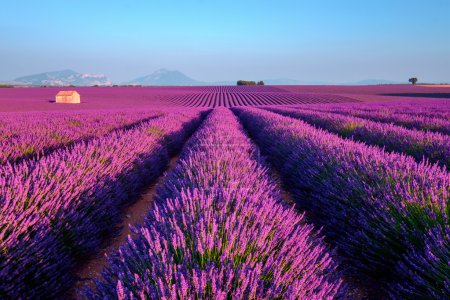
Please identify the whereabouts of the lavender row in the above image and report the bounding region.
[353,103,450,121]
[266,106,450,169]
[86,108,344,299]
[354,99,450,120]
[301,99,450,120]
[300,103,450,135]
[168,91,356,107]
[234,107,449,298]
[0,109,165,164]
[0,109,205,298]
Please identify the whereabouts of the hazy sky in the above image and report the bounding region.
[1,0,449,83]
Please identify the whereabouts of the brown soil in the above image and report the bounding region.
[68,156,179,299]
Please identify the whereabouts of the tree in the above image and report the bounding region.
[409,77,418,85]
[237,80,256,86]
[257,81,265,85]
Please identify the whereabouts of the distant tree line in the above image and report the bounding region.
[237,80,265,86]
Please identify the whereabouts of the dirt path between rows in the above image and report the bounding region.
[268,166,376,300]
[68,155,179,299]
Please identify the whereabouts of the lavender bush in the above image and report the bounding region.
[86,108,344,299]
[300,99,450,120]
[266,106,450,169]
[234,107,449,298]
[0,109,165,164]
[301,102,450,135]
[0,110,204,298]
[390,226,450,298]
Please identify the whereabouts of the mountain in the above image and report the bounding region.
[12,70,111,86]
[3,69,407,87]
[127,69,206,86]
[127,70,319,86]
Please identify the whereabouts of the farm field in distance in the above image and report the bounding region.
[0,84,449,299]
[1,84,450,111]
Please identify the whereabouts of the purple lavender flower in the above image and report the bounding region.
[86,108,344,299]
[234,106,449,297]
[0,109,205,298]
[265,106,450,169]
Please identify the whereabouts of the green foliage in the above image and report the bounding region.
[236,80,265,86]
[341,121,363,137]
[237,80,256,86]
[408,77,418,85]
[147,126,165,137]
[67,119,83,127]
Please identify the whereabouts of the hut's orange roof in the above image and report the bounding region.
[56,91,79,96]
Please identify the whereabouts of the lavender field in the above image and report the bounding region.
[0,85,449,299]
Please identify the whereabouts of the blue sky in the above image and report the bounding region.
[1,0,449,83]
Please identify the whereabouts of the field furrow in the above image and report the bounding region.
[301,100,450,120]
[85,108,345,299]
[0,109,164,164]
[0,109,205,298]
[301,104,450,135]
[163,91,358,107]
[234,107,449,299]
[266,106,450,169]
[1,85,449,299]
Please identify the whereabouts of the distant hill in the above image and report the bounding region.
[12,70,111,86]
[262,78,301,85]
[126,69,206,86]
[1,69,409,87]
[211,80,235,86]
[127,69,310,86]
[267,79,404,85]
[343,79,404,85]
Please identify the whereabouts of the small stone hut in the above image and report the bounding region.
[55,91,80,103]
